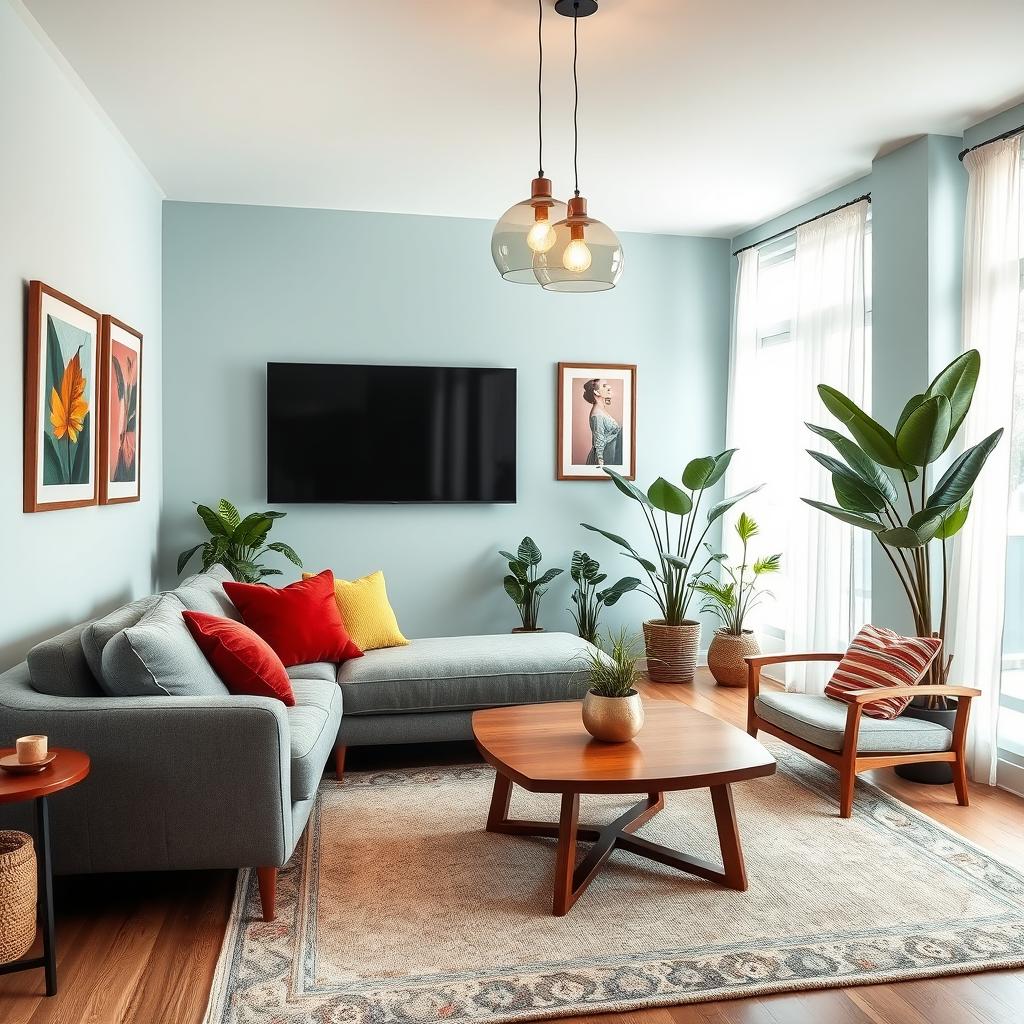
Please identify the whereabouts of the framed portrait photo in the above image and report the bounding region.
[24,281,101,512]
[557,362,637,481]
[99,315,142,504]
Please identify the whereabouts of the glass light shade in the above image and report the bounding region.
[491,177,569,284]
[533,195,624,292]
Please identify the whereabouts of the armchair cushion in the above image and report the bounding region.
[824,625,941,719]
[755,692,952,754]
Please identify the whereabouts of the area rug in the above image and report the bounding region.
[203,743,1024,1023]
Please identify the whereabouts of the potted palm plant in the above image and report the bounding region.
[582,452,760,683]
[499,537,564,632]
[693,513,781,687]
[578,629,646,742]
[567,551,639,645]
[802,349,1002,783]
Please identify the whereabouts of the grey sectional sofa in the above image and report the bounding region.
[0,568,596,921]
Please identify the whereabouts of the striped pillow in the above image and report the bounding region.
[824,625,942,720]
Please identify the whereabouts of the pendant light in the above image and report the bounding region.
[534,0,623,292]
[491,0,568,284]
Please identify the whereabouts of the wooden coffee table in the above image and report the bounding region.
[472,701,775,915]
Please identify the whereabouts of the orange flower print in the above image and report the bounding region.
[50,347,89,442]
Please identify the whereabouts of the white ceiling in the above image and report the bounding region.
[20,0,1024,238]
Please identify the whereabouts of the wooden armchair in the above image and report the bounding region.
[744,652,981,818]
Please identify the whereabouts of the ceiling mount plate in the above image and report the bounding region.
[555,0,598,17]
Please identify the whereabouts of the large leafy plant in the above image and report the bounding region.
[500,537,564,630]
[177,498,303,583]
[693,513,781,636]
[802,350,1001,705]
[582,452,761,626]
[567,551,639,646]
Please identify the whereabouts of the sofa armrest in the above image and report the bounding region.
[0,663,293,874]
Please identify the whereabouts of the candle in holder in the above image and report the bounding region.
[16,735,47,764]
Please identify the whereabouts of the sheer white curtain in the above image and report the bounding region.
[784,202,869,690]
[950,137,1022,784]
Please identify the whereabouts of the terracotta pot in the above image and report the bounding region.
[707,629,760,687]
[643,619,701,683]
[894,700,958,784]
[582,689,645,743]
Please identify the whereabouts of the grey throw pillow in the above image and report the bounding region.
[99,593,229,698]
[172,564,241,621]
[80,595,160,681]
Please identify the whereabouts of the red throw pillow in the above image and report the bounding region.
[223,570,363,667]
[183,611,295,706]
[824,625,942,720]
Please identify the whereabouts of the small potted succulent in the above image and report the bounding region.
[567,550,639,645]
[692,513,781,687]
[578,629,645,743]
[499,537,564,633]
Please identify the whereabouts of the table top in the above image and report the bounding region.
[473,701,776,794]
[0,748,90,804]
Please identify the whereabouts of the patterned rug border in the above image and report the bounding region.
[203,753,1024,1024]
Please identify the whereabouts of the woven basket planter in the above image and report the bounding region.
[0,831,36,965]
[707,629,760,687]
[643,619,701,684]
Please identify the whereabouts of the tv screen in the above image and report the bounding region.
[267,363,517,503]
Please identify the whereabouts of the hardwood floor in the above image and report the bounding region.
[2,670,1022,1023]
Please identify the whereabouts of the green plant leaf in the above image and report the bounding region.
[926,428,1003,510]
[906,508,946,543]
[505,559,528,581]
[580,524,639,555]
[195,503,230,537]
[753,553,782,574]
[623,552,659,574]
[647,477,692,516]
[682,449,736,490]
[217,499,241,531]
[877,526,927,548]
[266,541,302,566]
[896,394,951,466]
[598,577,640,607]
[801,498,885,532]
[503,575,524,604]
[735,512,758,543]
[233,512,273,548]
[925,349,980,448]
[895,394,925,437]
[817,385,907,470]
[935,493,972,539]
[45,317,65,394]
[258,568,283,577]
[832,473,887,514]
[43,433,65,485]
[604,467,653,507]
[662,554,690,571]
[517,536,542,566]
[706,485,763,525]
[807,423,899,506]
[70,414,91,484]
[176,542,206,575]
[536,567,564,586]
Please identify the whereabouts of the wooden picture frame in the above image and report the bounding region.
[99,315,143,505]
[556,362,637,481]
[24,281,101,512]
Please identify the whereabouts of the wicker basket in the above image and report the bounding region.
[707,628,761,687]
[643,619,701,683]
[0,831,36,965]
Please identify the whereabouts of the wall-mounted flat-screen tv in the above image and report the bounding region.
[267,363,517,503]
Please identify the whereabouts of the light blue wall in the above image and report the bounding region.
[161,202,731,641]
[1,0,163,669]
[962,101,1024,149]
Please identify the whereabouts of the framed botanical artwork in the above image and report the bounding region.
[99,316,142,504]
[24,281,101,512]
[557,362,637,481]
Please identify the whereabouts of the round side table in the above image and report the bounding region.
[0,748,89,996]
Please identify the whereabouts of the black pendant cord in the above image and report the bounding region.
[572,2,580,196]
[537,0,544,177]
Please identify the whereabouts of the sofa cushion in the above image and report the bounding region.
[80,595,161,681]
[28,622,103,698]
[755,692,953,754]
[288,679,343,800]
[305,569,409,651]
[171,564,240,621]
[100,593,229,698]
[338,632,597,716]
[286,662,338,682]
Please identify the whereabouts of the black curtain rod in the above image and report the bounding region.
[958,121,1024,162]
[732,193,871,258]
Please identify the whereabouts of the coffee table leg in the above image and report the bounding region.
[552,793,580,916]
[710,784,747,892]
[35,796,57,996]
[486,770,513,832]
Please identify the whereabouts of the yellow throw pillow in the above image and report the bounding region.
[303,570,408,652]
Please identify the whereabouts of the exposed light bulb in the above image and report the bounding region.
[562,237,592,273]
[527,218,557,253]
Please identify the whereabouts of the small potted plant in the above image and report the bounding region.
[578,629,645,742]
[499,537,564,633]
[693,513,781,687]
[567,551,639,645]
[582,454,761,683]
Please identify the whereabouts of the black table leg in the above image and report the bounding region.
[35,795,56,996]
